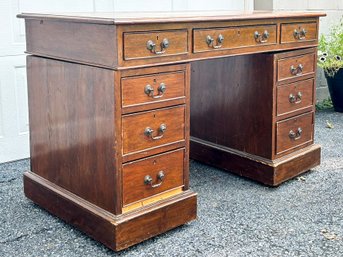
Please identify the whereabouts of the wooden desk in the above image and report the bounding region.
[18,11,325,251]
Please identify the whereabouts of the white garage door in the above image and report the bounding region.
[0,0,253,163]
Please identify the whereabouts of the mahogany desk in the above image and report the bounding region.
[18,11,325,251]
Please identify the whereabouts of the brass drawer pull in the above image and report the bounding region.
[289,92,302,104]
[144,171,165,188]
[293,28,307,40]
[206,34,224,49]
[290,64,304,75]
[146,38,169,55]
[254,30,270,43]
[144,124,167,140]
[289,127,302,140]
[144,83,167,98]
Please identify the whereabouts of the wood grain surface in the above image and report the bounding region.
[24,171,197,251]
[276,112,314,155]
[122,105,185,155]
[27,56,118,213]
[123,30,188,60]
[17,11,326,25]
[122,70,185,110]
[25,19,118,68]
[190,54,275,159]
[122,149,184,205]
[18,13,324,69]
[281,22,318,43]
[277,51,316,82]
[276,78,314,117]
[190,138,321,186]
[193,24,277,53]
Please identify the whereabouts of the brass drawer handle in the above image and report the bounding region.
[206,34,224,49]
[146,38,169,55]
[144,171,165,188]
[144,83,166,99]
[144,124,167,140]
[289,92,302,104]
[289,127,302,140]
[293,28,307,40]
[290,64,304,75]
[254,30,269,43]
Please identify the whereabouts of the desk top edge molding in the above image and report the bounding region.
[17,11,326,25]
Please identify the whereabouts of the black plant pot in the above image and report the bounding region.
[325,68,343,112]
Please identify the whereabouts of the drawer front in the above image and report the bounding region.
[276,112,313,155]
[281,22,317,43]
[193,24,277,53]
[277,52,315,82]
[122,71,185,109]
[123,30,188,60]
[122,149,184,206]
[277,79,314,116]
[122,106,185,154]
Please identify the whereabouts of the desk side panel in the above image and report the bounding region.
[27,56,117,213]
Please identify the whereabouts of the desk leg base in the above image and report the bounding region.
[190,138,321,186]
[23,171,197,251]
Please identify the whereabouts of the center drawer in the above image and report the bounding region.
[122,148,184,206]
[193,24,277,53]
[122,105,185,155]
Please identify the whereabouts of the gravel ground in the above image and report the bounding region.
[0,110,342,257]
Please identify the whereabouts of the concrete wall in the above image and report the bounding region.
[255,0,343,102]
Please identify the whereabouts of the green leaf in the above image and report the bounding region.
[316,98,333,111]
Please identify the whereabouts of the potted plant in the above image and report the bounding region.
[318,17,343,112]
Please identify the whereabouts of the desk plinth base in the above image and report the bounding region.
[190,137,321,186]
[23,171,197,251]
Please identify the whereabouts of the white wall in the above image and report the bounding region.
[0,0,253,163]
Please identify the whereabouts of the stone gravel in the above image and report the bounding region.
[0,110,342,257]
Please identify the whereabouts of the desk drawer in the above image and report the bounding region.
[123,30,188,60]
[281,22,317,43]
[122,106,185,155]
[276,112,313,155]
[122,149,184,206]
[122,71,185,110]
[277,52,315,82]
[277,78,314,116]
[193,24,277,53]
